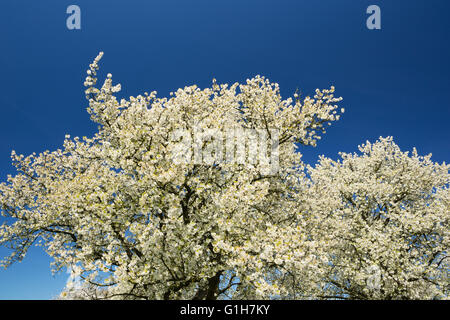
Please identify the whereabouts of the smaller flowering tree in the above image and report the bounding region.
[297,137,449,299]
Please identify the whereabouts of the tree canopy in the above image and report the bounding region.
[0,53,448,300]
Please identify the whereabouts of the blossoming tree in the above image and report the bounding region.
[0,53,343,300]
[297,137,449,299]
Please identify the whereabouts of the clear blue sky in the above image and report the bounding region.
[0,0,449,299]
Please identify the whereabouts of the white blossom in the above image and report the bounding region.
[1,53,446,300]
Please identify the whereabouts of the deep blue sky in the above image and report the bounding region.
[0,0,449,299]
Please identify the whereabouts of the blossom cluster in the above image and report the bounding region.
[0,53,447,300]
